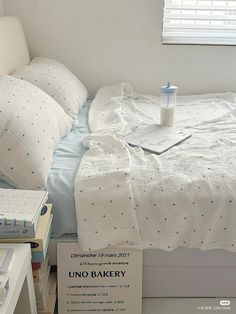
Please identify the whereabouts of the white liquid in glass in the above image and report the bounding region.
[161,106,175,127]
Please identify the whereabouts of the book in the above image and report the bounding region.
[0,249,14,274]
[0,189,48,238]
[33,255,49,282]
[35,264,51,310]
[123,124,192,155]
[31,222,52,263]
[32,261,43,270]
[38,272,57,314]
[0,205,53,252]
[34,262,51,296]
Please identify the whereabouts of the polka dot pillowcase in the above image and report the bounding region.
[13,57,88,126]
[0,76,73,189]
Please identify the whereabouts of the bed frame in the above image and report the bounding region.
[2,15,236,298]
[48,235,236,297]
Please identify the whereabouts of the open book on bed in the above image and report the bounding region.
[122,124,192,154]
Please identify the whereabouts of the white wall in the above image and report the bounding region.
[0,0,4,15]
[3,0,236,96]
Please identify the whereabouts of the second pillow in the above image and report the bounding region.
[13,57,88,125]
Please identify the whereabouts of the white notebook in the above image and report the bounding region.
[123,124,192,155]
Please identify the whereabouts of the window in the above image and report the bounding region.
[162,0,236,45]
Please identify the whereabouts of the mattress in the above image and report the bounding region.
[0,100,91,236]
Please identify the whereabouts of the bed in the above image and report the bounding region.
[1,16,236,298]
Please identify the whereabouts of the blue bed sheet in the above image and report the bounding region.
[0,100,91,236]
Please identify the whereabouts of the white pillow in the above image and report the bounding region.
[13,57,88,124]
[0,76,73,189]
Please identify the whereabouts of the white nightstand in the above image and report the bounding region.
[0,243,37,314]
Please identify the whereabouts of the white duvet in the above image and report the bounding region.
[75,83,236,252]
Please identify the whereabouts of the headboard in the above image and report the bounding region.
[0,16,30,74]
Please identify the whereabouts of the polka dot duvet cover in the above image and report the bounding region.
[74,83,236,252]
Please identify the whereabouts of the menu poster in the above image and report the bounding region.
[57,242,142,314]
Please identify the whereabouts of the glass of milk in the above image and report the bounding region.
[160,82,178,127]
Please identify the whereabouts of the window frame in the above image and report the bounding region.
[162,0,236,46]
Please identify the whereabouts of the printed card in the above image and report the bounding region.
[58,242,142,314]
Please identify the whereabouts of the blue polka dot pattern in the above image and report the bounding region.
[0,76,72,189]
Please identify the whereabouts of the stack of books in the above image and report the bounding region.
[0,189,57,314]
[31,205,57,314]
[33,255,57,314]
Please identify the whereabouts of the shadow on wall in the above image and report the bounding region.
[0,0,4,16]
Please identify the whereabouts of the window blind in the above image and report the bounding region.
[162,0,236,45]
